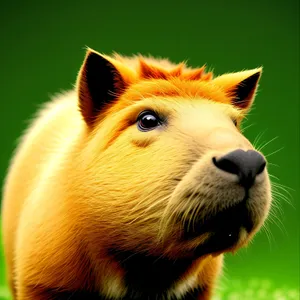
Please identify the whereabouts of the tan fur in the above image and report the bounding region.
[1,49,271,299]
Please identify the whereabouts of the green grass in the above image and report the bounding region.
[0,280,299,300]
[0,287,10,300]
[0,274,299,300]
[214,278,299,299]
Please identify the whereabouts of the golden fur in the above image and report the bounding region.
[1,48,271,299]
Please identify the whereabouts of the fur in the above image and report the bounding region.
[1,48,271,299]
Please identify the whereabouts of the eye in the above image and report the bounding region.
[232,118,238,127]
[137,110,161,131]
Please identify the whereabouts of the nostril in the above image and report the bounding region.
[246,150,266,177]
[212,157,240,175]
[256,160,266,175]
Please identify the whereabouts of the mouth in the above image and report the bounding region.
[182,196,254,256]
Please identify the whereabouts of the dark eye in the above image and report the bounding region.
[137,110,161,131]
[232,119,238,127]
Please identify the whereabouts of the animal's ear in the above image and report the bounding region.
[77,49,127,127]
[213,68,262,110]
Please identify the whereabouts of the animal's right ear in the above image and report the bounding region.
[77,49,127,127]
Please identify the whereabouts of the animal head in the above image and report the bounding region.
[73,48,271,263]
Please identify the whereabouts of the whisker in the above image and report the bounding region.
[271,181,295,192]
[252,129,267,149]
[261,222,275,250]
[267,209,288,236]
[269,174,280,180]
[267,162,279,168]
[270,199,284,214]
[240,122,256,133]
[265,147,284,158]
[184,189,201,233]
[271,189,294,208]
[256,136,279,152]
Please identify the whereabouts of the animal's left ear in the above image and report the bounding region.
[213,68,262,110]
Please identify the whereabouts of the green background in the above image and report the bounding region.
[0,0,299,299]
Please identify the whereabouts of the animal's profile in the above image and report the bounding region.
[1,48,272,299]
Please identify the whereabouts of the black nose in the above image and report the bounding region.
[213,149,266,189]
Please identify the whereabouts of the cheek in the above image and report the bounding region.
[97,143,177,191]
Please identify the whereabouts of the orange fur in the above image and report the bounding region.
[1,48,271,300]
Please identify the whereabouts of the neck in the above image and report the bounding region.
[108,249,205,299]
[43,288,203,300]
[39,250,207,300]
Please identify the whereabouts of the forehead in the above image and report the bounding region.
[132,97,241,119]
[111,78,232,113]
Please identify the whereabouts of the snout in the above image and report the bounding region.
[212,149,266,190]
[164,147,271,257]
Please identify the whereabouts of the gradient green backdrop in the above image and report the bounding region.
[0,0,299,298]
